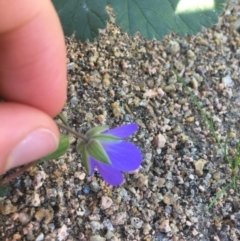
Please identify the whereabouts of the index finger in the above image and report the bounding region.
[0,0,66,116]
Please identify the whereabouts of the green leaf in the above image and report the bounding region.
[0,184,8,198]
[93,134,121,142]
[76,140,86,153]
[52,0,109,41]
[86,140,111,164]
[80,148,90,173]
[86,126,109,138]
[108,0,226,40]
[43,134,69,161]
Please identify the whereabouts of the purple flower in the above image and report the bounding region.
[77,123,142,186]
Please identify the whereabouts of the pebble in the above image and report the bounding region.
[222,74,234,87]
[102,219,114,231]
[90,181,100,192]
[154,133,166,148]
[90,221,102,231]
[0,200,17,215]
[33,171,46,190]
[163,192,176,205]
[111,102,122,117]
[111,212,127,225]
[143,223,152,235]
[31,192,41,207]
[167,41,180,55]
[18,212,31,225]
[89,75,102,88]
[100,196,113,210]
[57,224,68,241]
[67,62,75,70]
[102,73,110,89]
[190,77,199,90]
[130,217,143,229]
[194,159,207,177]
[90,235,106,241]
[83,186,90,194]
[187,49,195,59]
[35,233,44,241]
[158,219,172,233]
[164,84,176,93]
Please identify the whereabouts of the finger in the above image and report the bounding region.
[0,103,60,175]
[0,0,66,117]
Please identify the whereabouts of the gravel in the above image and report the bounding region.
[1,1,240,240]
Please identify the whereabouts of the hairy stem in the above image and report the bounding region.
[56,122,88,142]
[0,160,39,188]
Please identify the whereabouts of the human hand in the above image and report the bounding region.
[0,0,66,175]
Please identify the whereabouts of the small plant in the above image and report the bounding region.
[174,71,240,210]
[0,120,142,197]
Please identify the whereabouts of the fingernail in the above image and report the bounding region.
[7,129,58,170]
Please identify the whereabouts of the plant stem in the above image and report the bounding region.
[58,113,68,126]
[56,122,88,142]
[0,160,39,188]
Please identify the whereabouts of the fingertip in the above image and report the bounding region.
[0,103,60,175]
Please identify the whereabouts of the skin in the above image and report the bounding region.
[0,0,67,174]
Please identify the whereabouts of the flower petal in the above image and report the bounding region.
[102,123,138,139]
[90,158,124,186]
[102,141,142,171]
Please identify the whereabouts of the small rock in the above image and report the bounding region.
[187,50,195,59]
[222,74,234,87]
[35,233,44,241]
[90,181,100,192]
[159,219,172,233]
[100,196,113,210]
[164,84,176,93]
[111,102,121,117]
[90,221,102,231]
[31,192,41,207]
[157,88,165,98]
[190,77,198,90]
[143,223,152,235]
[213,172,221,181]
[57,224,68,241]
[89,75,102,88]
[144,89,158,98]
[102,219,114,231]
[111,212,127,225]
[90,235,106,241]
[186,116,195,122]
[163,192,176,205]
[18,212,31,225]
[0,200,17,215]
[67,62,75,70]
[130,217,143,229]
[33,171,46,190]
[13,233,21,240]
[105,231,118,241]
[102,73,110,89]
[154,134,166,148]
[167,41,180,55]
[194,159,207,177]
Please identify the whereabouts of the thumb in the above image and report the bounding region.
[0,103,59,175]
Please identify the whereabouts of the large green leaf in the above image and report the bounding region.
[52,0,108,41]
[108,0,226,39]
